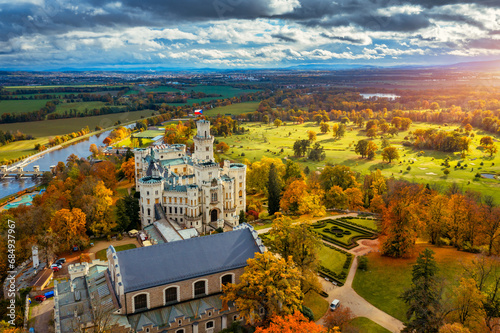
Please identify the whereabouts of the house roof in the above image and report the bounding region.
[116,228,261,293]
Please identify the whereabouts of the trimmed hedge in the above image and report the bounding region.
[339,216,380,232]
[312,219,377,250]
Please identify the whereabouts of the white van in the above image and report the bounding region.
[330,299,340,311]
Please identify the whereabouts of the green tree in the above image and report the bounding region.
[308,142,325,161]
[268,163,281,215]
[400,248,444,333]
[355,140,369,158]
[283,160,304,184]
[222,252,303,324]
[319,165,358,191]
[115,195,140,232]
[336,123,346,138]
[293,139,310,157]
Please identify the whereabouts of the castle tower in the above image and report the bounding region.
[193,120,214,163]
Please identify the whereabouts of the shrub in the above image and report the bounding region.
[301,306,315,321]
[358,256,368,270]
[443,168,450,175]
[406,166,411,171]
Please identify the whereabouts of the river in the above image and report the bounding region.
[0,124,134,199]
[360,93,400,100]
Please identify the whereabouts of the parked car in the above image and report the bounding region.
[330,299,340,311]
[51,263,62,269]
[55,258,66,265]
[34,295,46,302]
[51,266,60,272]
[128,229,139,237]
[44,291,54,299]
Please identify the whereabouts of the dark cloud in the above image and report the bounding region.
[320,33,365,44]
[271,34,297,42]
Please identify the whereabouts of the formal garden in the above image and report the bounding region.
[311,218,378,249]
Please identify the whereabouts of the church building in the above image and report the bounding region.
[134,120,247,233]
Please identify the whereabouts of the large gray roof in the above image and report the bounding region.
[116,228,262,293]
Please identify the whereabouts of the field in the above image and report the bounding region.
[219,121,500,202]
[54,101,114,115]
[203,101,259,117]
[0,99,53,115]
[352,243,482,322]
[303,291,329,321]
[0,109,156,137]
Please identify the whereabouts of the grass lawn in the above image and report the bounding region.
[218,121,500,202]
[0,137,49,162]
[0,109,157,137]
[95,244,137,261]
[116,137,154,148]
[133,129,164,138]
[319,245,347,276]
[303,291,329,321]
[341,217,380,231]
[350,317,391,333]
[352,243,482,322]
[54,101,116,115]
[204,101,260,117]
[0,99,54,115]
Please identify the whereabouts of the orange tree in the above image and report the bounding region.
[254,312,335,333]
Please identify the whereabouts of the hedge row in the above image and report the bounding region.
[337,217,379,233]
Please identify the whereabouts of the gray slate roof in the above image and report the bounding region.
[116,228,261,293]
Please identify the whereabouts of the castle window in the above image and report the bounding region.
[175,207,177,214]
[174,197,177,203]
[164,287,178,304]
[206,321,214,329]
[169,207,172,214]
[155,198,159,204]
[133,294,148,312]
[180,208,183,214]
[142,206,144,213]
[147,208,150,216]
[239,191,242,198]
[169,197,172,203]
[221,274,233,286]
[211,193,217,202]
[147,191,149,195]
[176,329,184,333]
[194,280,206,297]
[155,190,158,195]
[206,156,209,160]
[147,199,150,205]
[206,146,209,151]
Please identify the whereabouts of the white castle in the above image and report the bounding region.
[134,120,247,233]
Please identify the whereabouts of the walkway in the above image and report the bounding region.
[319,256,404,333]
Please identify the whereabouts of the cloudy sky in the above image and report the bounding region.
[1,0,500,70]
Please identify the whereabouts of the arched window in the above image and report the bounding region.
[221,274,233,286]
[134,294,148,312]
[194,280,206,297]
[164,287,178,304]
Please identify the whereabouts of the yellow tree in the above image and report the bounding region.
[449,278,486,331]
[222,252,303,324]
[324,185,347,209]
[308,130,317,142]
[50,208,88,251]
[89,143,99,158]
[247,157,285,196]
[298,192,326,217]
[121,158,136,182]
[344,188,364,211]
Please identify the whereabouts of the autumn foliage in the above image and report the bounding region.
[254,312,333,333]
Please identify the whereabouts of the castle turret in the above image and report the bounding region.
[193,120,214,163]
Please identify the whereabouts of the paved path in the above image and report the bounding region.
[31,298,54,333]
[317,244,404,333]
[85,237,141,260]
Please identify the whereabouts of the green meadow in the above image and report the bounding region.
[203,101,259,117]
[0,109,156,137]
[219,121,500,202]
[0,99,54,115]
